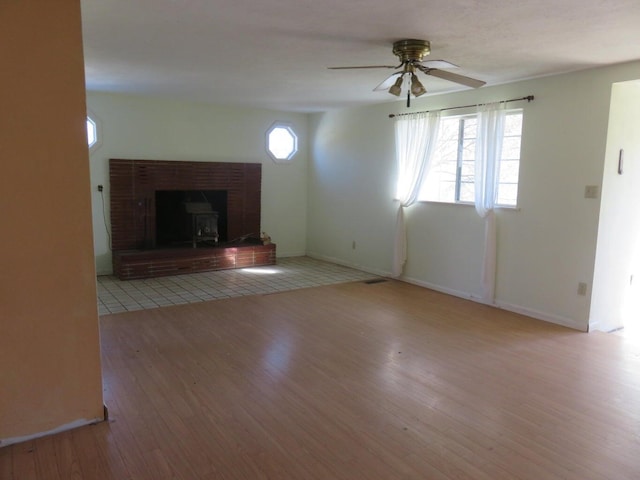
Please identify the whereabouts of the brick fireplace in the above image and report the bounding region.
[109,159,275,279]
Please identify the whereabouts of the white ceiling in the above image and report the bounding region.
[81,0,640,113]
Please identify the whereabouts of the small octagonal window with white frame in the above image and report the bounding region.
[87,116,97,148]
[266,122,297,163]
[86,113,102,152]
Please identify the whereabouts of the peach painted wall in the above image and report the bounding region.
[0,1,104,443]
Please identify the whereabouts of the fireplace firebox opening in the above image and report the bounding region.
[155,190,228,248]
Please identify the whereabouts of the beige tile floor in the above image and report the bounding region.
[97,256,378,315]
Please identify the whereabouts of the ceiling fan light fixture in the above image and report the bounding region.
[388,75,404,96]
[410,74,427,97]
[328,38,485,105]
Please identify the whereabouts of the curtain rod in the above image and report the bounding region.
[388,95,534,119]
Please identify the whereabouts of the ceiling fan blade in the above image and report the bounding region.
[421,67,486,88]
[420,59,459,69]
[327,64,400,70]
[373,72,403,91]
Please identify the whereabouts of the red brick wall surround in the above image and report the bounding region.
[109,159,274,279]
[109,159,262,250]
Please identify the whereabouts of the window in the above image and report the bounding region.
[420,110,523,207]
[86,116,97,148]
[266,122,297,162]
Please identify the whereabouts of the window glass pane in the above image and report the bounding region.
[499,160,520,183]
[439,159,458,178]
[504,113,523,136]
[422,163,456,203]
[460,161,474,180]
[438,119,462,157]
[268,127,295,159]
[438,181,456,203]
[497,111,523,207]
[497,184,518,206]
[459,181,475,203]
[501,136,521,160]
[461,138,476,160]
[438,140,459,159]
[266,123,298,162]
[463,117,477,138]
[419,110,522,206]
[420,117,460,202]
[86,117,97,147]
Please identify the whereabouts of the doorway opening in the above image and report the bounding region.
[590,80,640,339]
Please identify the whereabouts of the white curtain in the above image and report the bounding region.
[392,111,441,277]
[474,102,506,302]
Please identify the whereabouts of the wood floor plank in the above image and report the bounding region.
[3,279,640,479]
[10,441,37,480]
[51,432,83,479]
[33,436,62,480]
[0,444,13,479]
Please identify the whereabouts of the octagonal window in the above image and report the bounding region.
[87,116,97,148]
[266,123,297,162]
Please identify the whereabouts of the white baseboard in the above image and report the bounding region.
[494,300,586,331]
[400,275,480,302]
[395,274,586,331]
[1,415,104,447]
[305,252,392,278]
[276,250,307,258]
[587,320,606,333]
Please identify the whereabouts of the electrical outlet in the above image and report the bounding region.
[584,185,599,199]
[577,282,587,296]
[97,185,103,192]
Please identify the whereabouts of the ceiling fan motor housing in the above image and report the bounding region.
[392,39,431,63]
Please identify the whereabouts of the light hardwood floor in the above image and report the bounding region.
[2,279,640,479]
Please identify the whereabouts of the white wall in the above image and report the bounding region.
[590,80,640,332]
[308,61,640,331]
[87,92,309,274]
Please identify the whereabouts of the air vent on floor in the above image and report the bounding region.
[363,278,388,285]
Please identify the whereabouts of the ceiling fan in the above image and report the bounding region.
[329,39,485,106]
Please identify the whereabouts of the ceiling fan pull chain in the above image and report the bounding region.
[407,90,411,108]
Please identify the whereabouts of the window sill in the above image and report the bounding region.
[416,199,520,211]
